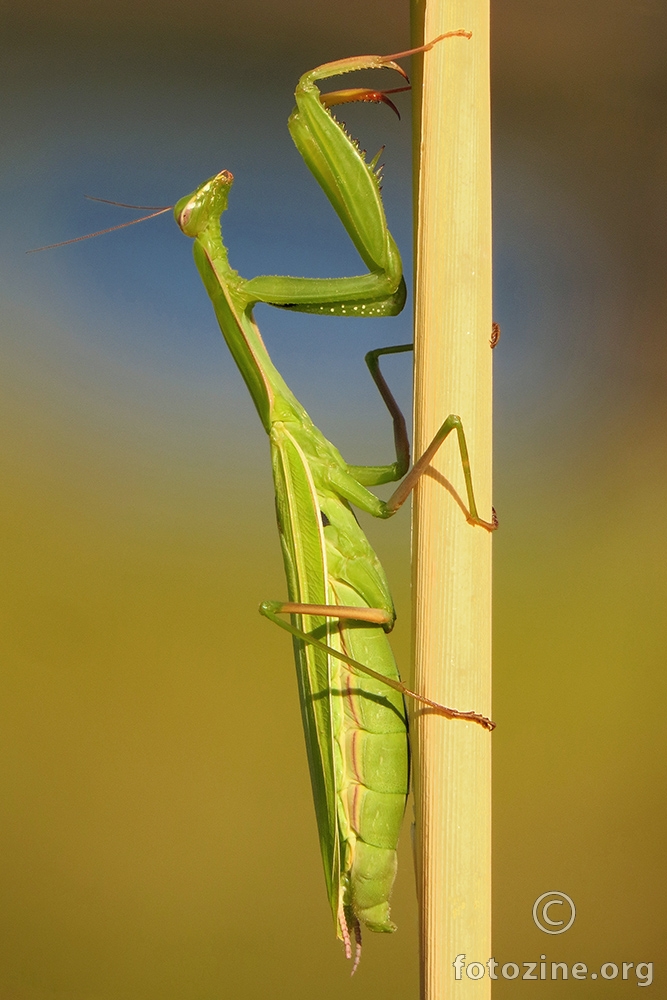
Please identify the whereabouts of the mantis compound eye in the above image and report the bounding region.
[174,171,234,237]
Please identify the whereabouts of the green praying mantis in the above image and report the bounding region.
[172,33,495,969]
[33,30,495,972]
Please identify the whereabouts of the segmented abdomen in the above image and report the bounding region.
[325,533,409,934]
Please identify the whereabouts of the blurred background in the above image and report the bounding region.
[1,0,665,996]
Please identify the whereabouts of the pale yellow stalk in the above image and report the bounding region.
[410,0,493,997]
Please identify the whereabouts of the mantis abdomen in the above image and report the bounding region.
[271,421,408,944]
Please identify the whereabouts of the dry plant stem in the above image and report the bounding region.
[410,0,493,998]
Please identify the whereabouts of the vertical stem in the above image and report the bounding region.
[410,1,492,998]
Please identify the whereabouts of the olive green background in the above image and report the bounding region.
[1,1,665,996]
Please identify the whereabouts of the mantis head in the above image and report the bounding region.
[174,170,234,238]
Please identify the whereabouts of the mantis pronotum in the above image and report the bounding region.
[173,34,494,969]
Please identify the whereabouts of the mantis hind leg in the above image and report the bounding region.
[259,600,495,731]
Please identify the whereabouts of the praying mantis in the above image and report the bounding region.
[172,33,495,969]
[33,30,494,972]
